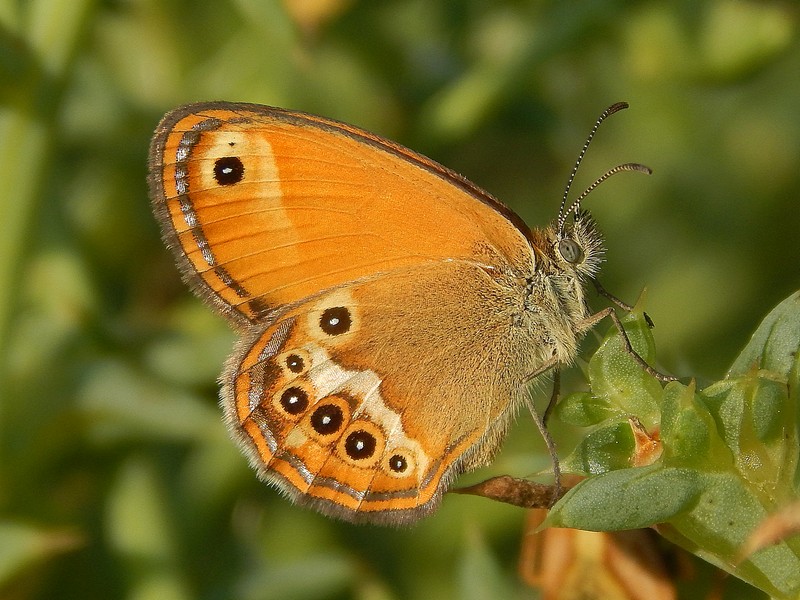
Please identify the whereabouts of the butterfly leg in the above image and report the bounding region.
[542,368,560,426]
[524,392,562,505]
[592,278,655,329]
[592,278,633,311]
[521,353,563,503]
[578,307,678,383]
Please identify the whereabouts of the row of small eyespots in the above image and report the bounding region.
[276,386,413,476]
[277,305,409,471]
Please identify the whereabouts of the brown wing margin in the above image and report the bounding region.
[148,105,280,328]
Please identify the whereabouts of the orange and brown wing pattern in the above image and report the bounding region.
[148,102,533,326]
[221,261,519,524]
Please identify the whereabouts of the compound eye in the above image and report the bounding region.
[558,239,584,264]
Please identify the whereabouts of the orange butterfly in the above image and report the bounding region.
[148,102,670,524]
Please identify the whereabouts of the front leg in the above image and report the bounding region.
[577,307,677,383]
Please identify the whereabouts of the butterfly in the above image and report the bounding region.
[148,101,671,525]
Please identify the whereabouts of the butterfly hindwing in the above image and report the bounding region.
[222,260,540,523]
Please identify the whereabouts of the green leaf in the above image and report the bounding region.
[727,291,800,379]
[660,380,734,470]
[546,464,704,531]
[560,420,636,475]
[585,307,664,430]
[555,390,616,427]
[554,291,800,598]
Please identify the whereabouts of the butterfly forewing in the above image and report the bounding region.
[149,102,533,326]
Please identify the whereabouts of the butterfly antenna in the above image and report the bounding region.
[557,101,631,237]
[560,162,652,223]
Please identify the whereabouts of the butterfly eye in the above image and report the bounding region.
[558,238,584,264]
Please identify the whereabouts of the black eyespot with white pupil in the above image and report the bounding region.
[558,239,583,264]
[344,430,377,460]
[286,354,304,373]
[310,404,343,435]
[389,454,408,473]
[279,387,308,415]
[213,156,244,185]
[320,306,351,336]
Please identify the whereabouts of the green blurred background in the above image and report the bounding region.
[1,1,798,598]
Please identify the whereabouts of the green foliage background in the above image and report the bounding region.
[1,1,798,598]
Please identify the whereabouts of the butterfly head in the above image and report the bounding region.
[553,210,604,281]
[547,102,650,285]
